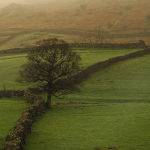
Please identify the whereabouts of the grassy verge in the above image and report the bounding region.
[0,99,26,149]
[25,54,150,150]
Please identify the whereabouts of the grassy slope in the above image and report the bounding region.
[0,54,29,90]
[0,99,26,149]
[0,30,79,50]
[0,49,137,90]
[26,54,150,150]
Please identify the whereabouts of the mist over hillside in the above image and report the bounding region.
[0,0,149,31]
[0,0,149,43]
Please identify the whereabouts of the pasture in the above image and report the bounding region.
[0,99,26,149]
[0,54,29,90]
[25,54,150,150]
[0,49,137,90]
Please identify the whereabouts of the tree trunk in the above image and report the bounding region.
[46,93,52,108]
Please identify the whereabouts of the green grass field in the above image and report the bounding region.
[0,49,138,90]
[0,48,143,150]
[76,49,139,68]
[25,54,150,150]
[0,99,26,149]
[0,54,29,90]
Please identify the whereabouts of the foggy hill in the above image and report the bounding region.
[0,0,149,34]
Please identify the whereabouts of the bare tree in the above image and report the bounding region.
[20,38,81,108]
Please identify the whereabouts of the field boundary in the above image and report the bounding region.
[58,48,150,88]
[0,41,147,57]
[70,41,146,49]
[0,48,29,57]
[4,99,47,150]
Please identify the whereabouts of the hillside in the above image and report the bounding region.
[0,0,149,44]
[0,0,149,31]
